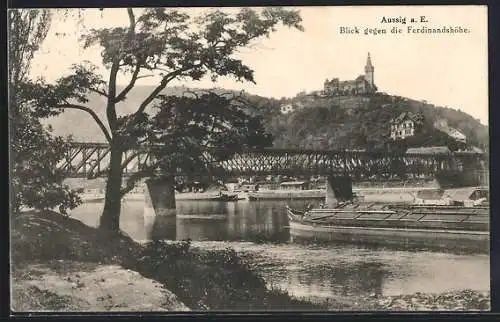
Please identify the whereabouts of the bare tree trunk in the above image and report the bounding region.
[100,138,124,232]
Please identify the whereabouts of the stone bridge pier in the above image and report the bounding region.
[143,175,177,240]
[325,174,354,208]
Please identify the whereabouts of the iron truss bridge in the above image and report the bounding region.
[58,142,488,179]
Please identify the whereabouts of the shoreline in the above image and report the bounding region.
[11,210,490,312]
[81,186,440,203]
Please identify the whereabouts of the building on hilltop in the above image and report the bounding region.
[280,103,295,114]
[323,53,377,96]
[390,112,423,140]
[433,119,467,144]
[446,128,467,144]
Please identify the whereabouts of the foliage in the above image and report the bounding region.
[10,116,81,213]
[148,92,273,171]
[67,7,303,148]
[119,91,275,195]
[9,9,81,213]
[8,9,51,87]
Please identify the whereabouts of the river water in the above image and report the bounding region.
[70,198,490,303]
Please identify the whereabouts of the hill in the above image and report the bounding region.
[44,86,488,152]
[43,85,280,143]
[266,92,488,152]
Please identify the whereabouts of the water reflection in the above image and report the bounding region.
[70,199,313,243]
[69,198,489,302]
[294,262,388,298]
[173,200,293,242]
[281,262,387,299]
[210,241,490,300]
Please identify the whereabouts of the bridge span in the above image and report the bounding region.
[59,142,488,182]
[62,142,488,218]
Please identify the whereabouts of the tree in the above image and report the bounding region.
[120,91,275,196]
[35,7,303,232]
[9,9,81,214]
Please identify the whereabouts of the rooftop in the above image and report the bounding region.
[406,146,451,154]
[280,181,309,186]
[391,112,420,124]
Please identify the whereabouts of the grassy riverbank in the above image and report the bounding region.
[11,210,326,311]
[11,211,490,312]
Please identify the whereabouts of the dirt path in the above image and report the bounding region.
[11,260,190,312]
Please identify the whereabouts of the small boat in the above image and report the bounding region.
[214,193,240,202]
[175,192,242,201]
[286,202,489,253]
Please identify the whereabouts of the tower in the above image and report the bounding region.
[364,52,375,88]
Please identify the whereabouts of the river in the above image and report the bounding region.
[70,198,490,303]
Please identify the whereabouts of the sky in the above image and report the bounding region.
[28,5,489,124]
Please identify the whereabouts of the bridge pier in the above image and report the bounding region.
[144,175,177,240]
[325,174,354,208]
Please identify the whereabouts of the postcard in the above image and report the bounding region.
[9,5,490,312]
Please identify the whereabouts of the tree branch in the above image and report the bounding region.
[136,74,155,80]
[89,87,109,97]
[127,8,136,33]
[58,103,112,143]
[134,64,201,117]
[114,8,140,104]
[119,152,173,197]
[106,60,120,133]
[121,170,152,197]
[115,64,141,103]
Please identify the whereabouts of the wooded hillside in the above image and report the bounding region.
[265,93,488,151]
[45,87,488,152]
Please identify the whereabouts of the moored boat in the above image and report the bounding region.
[216,193,241,202]
[175,192,242,201]
[286,202,489,253]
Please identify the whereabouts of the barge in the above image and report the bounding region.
[286,201,489,253]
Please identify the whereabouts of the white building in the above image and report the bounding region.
[446,128,467,144]
[433,119,467,144]
[390,112,420,140]
[280,104,295,114]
